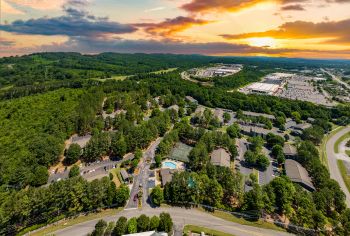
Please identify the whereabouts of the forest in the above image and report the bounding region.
[0,52,350,234]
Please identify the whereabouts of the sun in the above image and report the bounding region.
[247,37,277,48]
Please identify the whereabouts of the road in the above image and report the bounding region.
[53,207,293,236]
[125,138,162,209]
[322,69,350,90]
[326,126,350,207]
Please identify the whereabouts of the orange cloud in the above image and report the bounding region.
[135,16,212,38]
[221,18,350,45]
[181,0,349,13]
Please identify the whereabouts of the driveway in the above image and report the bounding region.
[326,126,350,207]
[125,137,162,209]
[53,207,293,236]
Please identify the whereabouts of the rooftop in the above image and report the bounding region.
[283,143,297,156]
[210,148,231,168]
[160,168,178,186]
[242,111,276,120]
[285,159,315,191]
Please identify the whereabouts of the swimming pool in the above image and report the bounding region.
[162,161,177,169]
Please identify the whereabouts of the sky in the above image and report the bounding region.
[0,0,350,58]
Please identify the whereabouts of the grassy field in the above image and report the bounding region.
[198,208,286,232]
[184,225,236,236]
[151,68,178,74]
[29,208,122,236]
[337,160,350,193]
[334,130,350,154]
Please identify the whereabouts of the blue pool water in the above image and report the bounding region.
[163,161,177,169]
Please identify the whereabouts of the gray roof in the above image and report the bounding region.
[242,111,275,120]
[120,169,129,181]
[292,123,312,131]
[285,159,315,191]
[283,143,297,156]
[210,148,231,168]
[185,96,198,103]
[160,169,178,186]
[240,125,284,137]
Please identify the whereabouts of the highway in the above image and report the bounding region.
[326,126,350,207]
[53,207,293,236]
[322,69,350,90]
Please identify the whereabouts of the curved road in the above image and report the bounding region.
[326,126,350,207]
[53,207,292,236]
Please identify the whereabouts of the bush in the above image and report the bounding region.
[69,165,80,178]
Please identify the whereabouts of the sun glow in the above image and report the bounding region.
[247,37,277,48]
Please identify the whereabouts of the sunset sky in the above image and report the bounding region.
[1,0,350,58]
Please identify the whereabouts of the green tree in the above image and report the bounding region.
[292,111,302,123]
[30,165,49,186]
[158,212,173,233]
[149,216,160,230]
[113,217,128,236]
[226,123,241,138]
[65,144,81,165]
[69,165,80,178]
[111,135,127,158]
[127,217,138,233]
[150,186,164,206]
[266,133,284,148]
[104,222,115,236]
[137,214,150,232]
[223,112,231,123]
[91,220,107,236]
[115,184,130,206]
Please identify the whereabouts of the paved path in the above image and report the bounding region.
[326,126,350,207]
[53,207,293,236]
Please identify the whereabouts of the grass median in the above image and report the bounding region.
[198,208,286,232]
[184,225,236,236]
[319,125,342,168]
[334,131,350,154]
[337,160,350,193]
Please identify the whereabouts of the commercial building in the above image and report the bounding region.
[245,83,281,95]
[123,231,167,236]
[285,159,315,192]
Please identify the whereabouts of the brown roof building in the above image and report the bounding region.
[285,159,315,192]
[283,143,298,158]
[210,148,231,168]
[160,169,178,187]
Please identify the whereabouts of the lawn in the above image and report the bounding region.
[198,208,286,232]
[28,208,122,236]
[169,142,193,162]
[337,160,350,193]
[318,125,341,168]
[334,131,350,154]
[184,225,236,236]
[346,150,350,157]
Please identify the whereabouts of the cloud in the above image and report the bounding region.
[0,38,15,46]
[5,0,67,10]
[23,36,349,59]
[135,16,211,37]
[144,7,166,13]
[221,18,350,45]
[181,0,348,13]
[3,0,25,14]
[0,8,137,38]
[281,4,305,10]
